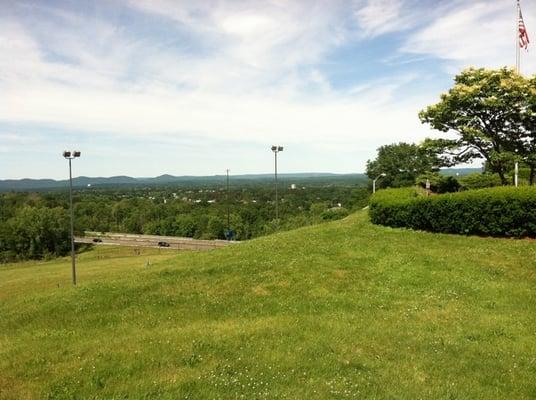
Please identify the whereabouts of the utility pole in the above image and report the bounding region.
[63,150,81,285]
[271,145,283,221]
[226,168,230,236]
[516,0,530,73]
[516,0,520,73]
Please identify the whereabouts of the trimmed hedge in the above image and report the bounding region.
[369,186,536,237]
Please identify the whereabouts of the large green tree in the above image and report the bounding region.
[366,142,446,188]
[419,67,535,185]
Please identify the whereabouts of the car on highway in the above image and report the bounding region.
[158,241,170,247]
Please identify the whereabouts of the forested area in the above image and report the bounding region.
[0,181,369,262]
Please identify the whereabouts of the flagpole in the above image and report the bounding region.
[516,0,520,73]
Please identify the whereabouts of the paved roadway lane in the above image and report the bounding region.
[75,232,237,251]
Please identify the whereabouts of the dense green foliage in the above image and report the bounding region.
[420,68,536,184]
[0,205,70,262]
[416,169,529,193]
[0,181,369,262]
[370,186,536,237]
[458,173,503,190]
[1,212,535,398]
[415,172,460,193]
[366,142,446,188]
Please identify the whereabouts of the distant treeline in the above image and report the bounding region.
[0,173,368,192]
[0,183,369,262]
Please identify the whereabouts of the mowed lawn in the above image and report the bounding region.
[1,211,535,399]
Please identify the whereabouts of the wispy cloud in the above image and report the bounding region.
[126,0,352,90]
[2,1,424,145]
[402,0,536,72]
[354,0,408,37]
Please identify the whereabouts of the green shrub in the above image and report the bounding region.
[438,176,461,193]
[321,207,349,221]
[416,172,460,193]
[459,173,502,190]
[369,186,536,237]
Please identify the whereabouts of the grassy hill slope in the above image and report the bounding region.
[1,211,535,399]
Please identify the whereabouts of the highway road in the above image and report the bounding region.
[75,232,237,251]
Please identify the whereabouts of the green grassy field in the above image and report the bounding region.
[1,211,535,399]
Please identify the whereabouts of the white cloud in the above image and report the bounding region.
[402,0,536,73]
[2,74,427,147]
[353,0,446,38]
[6,0,519,178]
[354,0,406,37]
[1,0,428,152]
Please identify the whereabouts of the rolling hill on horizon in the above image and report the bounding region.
[0,169,480,192]
[0,172,366,192]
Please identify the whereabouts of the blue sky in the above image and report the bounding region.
[1,0,535,179]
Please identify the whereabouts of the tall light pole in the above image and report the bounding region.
[226,168,230,237]
[63,150,81,285]
[372,173,386,194]
[271,145,283,221]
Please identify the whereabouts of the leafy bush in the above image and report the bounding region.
[416,172,460,193]
[320,207,349,221]
[438,176,461,193]
[369,186,536,237]
[458,173,502,190]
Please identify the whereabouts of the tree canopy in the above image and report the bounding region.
[419,67,536,184]
[366,142,446,188]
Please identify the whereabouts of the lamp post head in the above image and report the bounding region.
[63,150,81,159]
[271,145,283,153]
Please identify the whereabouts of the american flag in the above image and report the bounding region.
[519,5,530,50]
